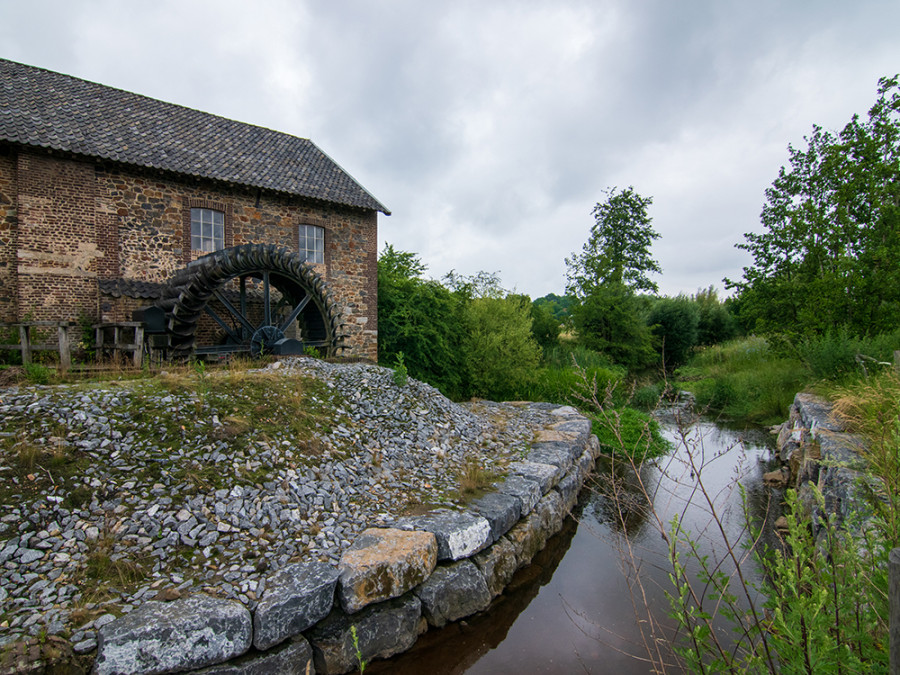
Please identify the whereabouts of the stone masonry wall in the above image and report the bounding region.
[90,406,600,675]
[0,148,379,360]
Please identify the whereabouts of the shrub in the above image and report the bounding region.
[647,295,700,369]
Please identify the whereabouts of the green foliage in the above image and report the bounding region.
[350,624,367,674]
[566,186,661,297]
[693,286,738,346]
[461,294,542,399]
[728,75,900,337]
[571,282,655,372]
[591,407,670,461]
[23,362,52,385]
[647,295,700,369]
[680,337,808,425]
[760,489,888,673]
[378,245,466,398]
[391,352,408,388]
[533,293,574,324]
[529,300,561,350]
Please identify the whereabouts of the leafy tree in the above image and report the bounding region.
[530,300,561,350]
[693,286,738,346]
[533,293,574,323]
[566,186,661,298]
[462,294,542,399]
[647,295,700,369]
[377,245,466,397]
[567,187,661,370]
[571,282,655,371]
[727,75,900,336]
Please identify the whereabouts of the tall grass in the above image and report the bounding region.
[679,337,808,425]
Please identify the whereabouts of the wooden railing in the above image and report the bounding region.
[0,321,76,369]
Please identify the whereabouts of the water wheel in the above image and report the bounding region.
[156,244,345,359]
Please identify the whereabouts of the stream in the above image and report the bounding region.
[367,411,780,674]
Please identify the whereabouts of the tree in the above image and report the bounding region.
[566,186,661,298]
[727,75,900,336]
[377,245,466,397]
[572,282,655,371]
[462,294,542,399]
[647,295,700,369]
[567,187,661,370]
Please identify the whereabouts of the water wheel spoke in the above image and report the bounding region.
[203,304,243,344]
[262,271,272,327]
[279,294,312,333]
[211,290,256,335]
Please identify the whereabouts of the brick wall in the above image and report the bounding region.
[0,148,17,322]
[15,152,100,322]
[0,148,379,360]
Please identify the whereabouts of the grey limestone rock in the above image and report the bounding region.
[493,475,541,515]
[193,635,314,675]
[93,594,252,675]
[507,460,561,494]
[338,527,437,614]
[392,509,492,561]
[555,471,580,512]
[414,559,491,628]
[468,491,521,543]
[472,536,519,598]
[306,594,422,675]
[253,560,339,650]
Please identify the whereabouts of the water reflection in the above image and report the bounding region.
[366,414,779,674]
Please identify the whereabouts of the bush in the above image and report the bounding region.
[461,295,542,400]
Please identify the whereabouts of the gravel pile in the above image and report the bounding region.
[0,358,555,653]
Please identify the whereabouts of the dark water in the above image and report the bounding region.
[367,413,779,675]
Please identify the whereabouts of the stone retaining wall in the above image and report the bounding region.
[91,405,600,675]
[771,392,871,538]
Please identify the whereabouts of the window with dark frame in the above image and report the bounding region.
[191,208,225,252]
[299,224,325,264]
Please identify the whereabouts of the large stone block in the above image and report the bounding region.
[392,509,492,561]
[94,594,252,675]
[527,442,574,473]
[414,559,491,628]
[555,471,580,512]
[193,635,314,675]
[503,511,546,569]
[472,536,519,597]
[253,560,340,650]
[338,527,437,613]
[507,460,561,494]
[493,475,541,515]
[306,594,422,675]
[551,416,593,449]
[536,490,566,536]
[468,491,521,543]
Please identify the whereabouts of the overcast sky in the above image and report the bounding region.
[3,1,899,299]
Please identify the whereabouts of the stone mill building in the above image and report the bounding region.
[0,58,389,360]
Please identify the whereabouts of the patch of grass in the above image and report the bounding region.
[457,457,497,501]
[591,407,670,461]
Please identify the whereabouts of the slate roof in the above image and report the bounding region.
[0,59,389,214]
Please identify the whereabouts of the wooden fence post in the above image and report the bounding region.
[57,323,71,371]
[891,547,900,674]
[18,325,31,365]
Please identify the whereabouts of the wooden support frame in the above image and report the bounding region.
[0,321,77,370]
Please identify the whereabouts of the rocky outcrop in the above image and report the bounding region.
[772,392,874,538]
